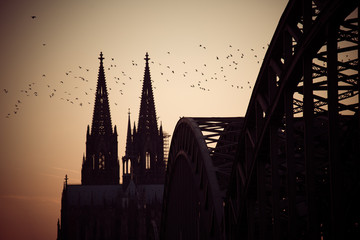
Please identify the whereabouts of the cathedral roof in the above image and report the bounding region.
[63,184,163,206]
[125,179,136,197]
[64,185,123,206]
[137,184,164,204]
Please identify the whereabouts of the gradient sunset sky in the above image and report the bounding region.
[0,0,287,239]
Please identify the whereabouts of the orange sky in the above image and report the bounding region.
[0,0,287,239]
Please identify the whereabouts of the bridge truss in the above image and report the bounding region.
[160,117,243,239]
[161,0,359,239]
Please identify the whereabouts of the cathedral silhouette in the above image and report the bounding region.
[57,52,165,240]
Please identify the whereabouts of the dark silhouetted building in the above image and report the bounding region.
[81,52,119,185]
[122,52,165,188]
[57,52,165,240]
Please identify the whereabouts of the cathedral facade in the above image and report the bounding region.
[57,52,165,240]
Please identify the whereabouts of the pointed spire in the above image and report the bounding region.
[125,108,132,156]
[133,121,137,135]
[91,52,113,136]
[138,52,158,134]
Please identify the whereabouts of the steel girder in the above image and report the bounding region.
[225,0,359,240]
[160,117,243,240]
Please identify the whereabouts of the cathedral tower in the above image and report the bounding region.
[122,53,165,186]
[81,52,119,185]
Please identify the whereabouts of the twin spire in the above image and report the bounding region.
[91,51,160,142]
[87,51,164,186]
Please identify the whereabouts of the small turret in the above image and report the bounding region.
[64,175,68,190]
[125,109,133,156]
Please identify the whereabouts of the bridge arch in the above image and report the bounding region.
[160,117,243,240]
[160,0,359,239]
[225,0,360,239]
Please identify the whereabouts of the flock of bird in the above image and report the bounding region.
[1,15,269,119]
[152,43,267,92]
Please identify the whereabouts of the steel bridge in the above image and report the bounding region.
[160,0,359,239]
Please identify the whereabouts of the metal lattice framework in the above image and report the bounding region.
[161,0,359,239]
[226,0,359,239]
[160,117,243,240]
